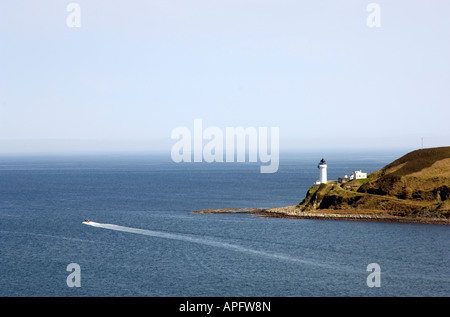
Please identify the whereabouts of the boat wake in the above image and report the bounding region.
[83,220,335,269]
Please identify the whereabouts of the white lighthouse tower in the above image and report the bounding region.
[318,158,327,184]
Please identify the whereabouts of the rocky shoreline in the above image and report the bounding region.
[194,206,450,225]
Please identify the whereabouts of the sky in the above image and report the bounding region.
[1,0,449,154]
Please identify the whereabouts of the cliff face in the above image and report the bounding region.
[298,147,450,219]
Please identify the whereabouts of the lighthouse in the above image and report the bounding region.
[318,158,327,184]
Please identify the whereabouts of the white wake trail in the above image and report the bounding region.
[84,221,334,268]
[82,221,450,282]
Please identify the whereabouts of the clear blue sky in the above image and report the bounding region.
[1,0,449,153]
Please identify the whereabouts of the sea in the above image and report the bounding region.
[0,150,449,297]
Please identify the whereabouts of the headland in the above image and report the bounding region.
[194,147,450,225]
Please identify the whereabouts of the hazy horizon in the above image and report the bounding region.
[0,137,440,156]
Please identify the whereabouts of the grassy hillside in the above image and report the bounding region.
[298,147,450,219]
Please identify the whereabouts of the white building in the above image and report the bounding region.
[349,170,367,180]
[316,158,327,184]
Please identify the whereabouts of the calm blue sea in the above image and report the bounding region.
[0,150,449,297]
